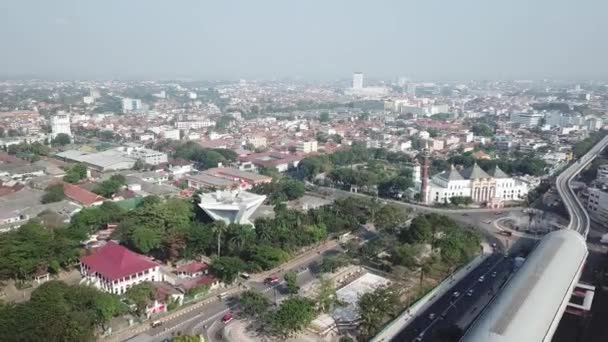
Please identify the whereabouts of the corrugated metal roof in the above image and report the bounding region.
[462,229,587,342]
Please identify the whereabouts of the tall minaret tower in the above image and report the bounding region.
[420,148,431,204]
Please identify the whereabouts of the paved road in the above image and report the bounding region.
[556,135,608,237]
[390,253,513,342]
[107,239,342,342]
[318,186,524,214]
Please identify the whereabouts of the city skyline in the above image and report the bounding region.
[1,0,607,80]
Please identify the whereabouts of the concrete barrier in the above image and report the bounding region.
[371,250,490,342]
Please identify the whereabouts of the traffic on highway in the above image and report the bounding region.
[391,253,514,342]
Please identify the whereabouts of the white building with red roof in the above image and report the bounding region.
[79,241,162,295]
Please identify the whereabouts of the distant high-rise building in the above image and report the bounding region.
[50,111,72,138]
[407,83,417,97]
[89,88,101,98]
[397,77,408,87]
[352,72,364,89]
[510,112,543,128]
[122,98,143,113]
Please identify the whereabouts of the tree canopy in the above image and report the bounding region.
[94,174,127,198]
[251,178,305,204]
[41,183,65,204]
[0,220,82,280]
[240,290,270,317]
[51,133,71,146]
[173,141,236,169]
[63,164,88,183]
[267,296,317,339]
[0,281,125,341]
[124,282,156,317]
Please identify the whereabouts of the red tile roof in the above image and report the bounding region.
[80,241,159,281]
[176,261,209,274]
[63,182,105,206]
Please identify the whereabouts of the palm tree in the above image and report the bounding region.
[212,221,227,257]
[229,225,254,253]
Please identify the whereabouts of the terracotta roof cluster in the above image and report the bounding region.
[63,182,105,206]
[80,241,158,281]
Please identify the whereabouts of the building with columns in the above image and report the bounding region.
[421,163,528,208]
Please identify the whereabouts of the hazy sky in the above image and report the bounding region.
[1,0,607,80]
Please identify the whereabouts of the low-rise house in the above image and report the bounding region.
[63,183,105,207]
[0,163,45,180]
[176,261,209,279]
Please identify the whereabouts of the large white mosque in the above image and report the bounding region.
[413,162,529,208]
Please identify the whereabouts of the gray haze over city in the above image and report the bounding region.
[1,0,607,80]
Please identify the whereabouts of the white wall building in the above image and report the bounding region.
[83,96,95,105]
[246,136,267,148]
[162,129,180,140]
[198,190,265,226]
[586,187,608,225]
[352,72,364,90]
[175,120,215,130]
[598,165,608,182]
[510,113,544,128]
[125,146,168,165]
[296,141,318,153]
[50,111,72,139]
[423,164,528,207]
[80,242,162,295]
[122,98,143,113]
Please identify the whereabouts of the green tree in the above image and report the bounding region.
[319,255,348,274]
[124,282,155,317]
[357,287,399,338]
[240,290,270,317]
[267,296,317,339]
[374,204,409,234]
[471,123,494,137]
[316,277,340,313]
[284,271,299,295]
[94,174,126,197]
[319,112,330,122]
[41,184,65,204]
[63,163,88,183]
[210,256,245,284]
[0,281,125,341]
[212,221,228,257]
[51,133,71,146]
[132,159,145,171]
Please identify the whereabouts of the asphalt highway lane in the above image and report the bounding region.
[391,253,513,341]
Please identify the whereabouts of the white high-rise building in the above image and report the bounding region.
[122,98,143,113]
[50,111,72,139]
[198,190,265,226]
[353,72,364,90]
[510,113,544,128]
